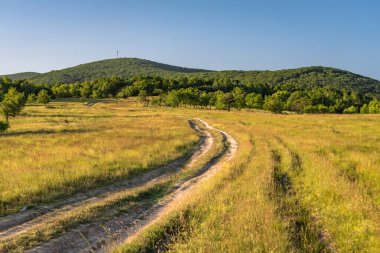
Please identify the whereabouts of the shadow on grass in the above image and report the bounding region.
[20,113,114,118]
[1,128,100,137]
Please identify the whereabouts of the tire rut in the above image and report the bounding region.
[97,118,238,253]
[0,120,209,250]
[18,119,237,253]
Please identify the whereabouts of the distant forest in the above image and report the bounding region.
[1,59,380,114]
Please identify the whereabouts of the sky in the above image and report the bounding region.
[1,0,379,79]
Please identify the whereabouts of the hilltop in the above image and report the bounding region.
[27,58,211,84]
[1,72,40,80]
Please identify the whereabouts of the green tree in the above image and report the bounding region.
[263,94,286,113]
[0,88,25,122]
[285,91,312,113]
[232,87,246,109]
[27,94,37,103]
[360,104,369,114]
[199,92,211,109]
[368,99,380,113]
[80,81,92,98]
[222,92,234,111]
[215,91,226,110]
[165,90,180,107]
[138,90,149,107]
[343,106,358,114]
[245,93,263,109]
[0,120,9,132]
[37,90,51,106]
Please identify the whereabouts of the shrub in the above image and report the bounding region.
[264,95,284,113]
[360,104,369,114]
[0,121,9,132]
[343,106,358,114]
[36,90,50,106]
[368,99,380,113]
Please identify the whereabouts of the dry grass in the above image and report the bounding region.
[0,100,198,215]
[2,99,380,252]
[117,107,380,253]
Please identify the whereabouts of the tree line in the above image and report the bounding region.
[1,74,380,131]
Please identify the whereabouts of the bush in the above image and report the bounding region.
[368,99,380,113]
[37,90,50,105]
[0,121,9,132]
[360,104,369,114]
[263,95,284,113]
[343,106,358,114]
[246,93,264,109]
[317,104,329,113]
[27,94,37,103]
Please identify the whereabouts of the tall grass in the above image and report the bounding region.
[117,107,380,252]
[0,101,198,215]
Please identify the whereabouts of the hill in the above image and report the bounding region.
[196,66,380,94]
[28,58,211,84]
[1,72,40,80]
[20,58,380,94]
[4,58,380,95]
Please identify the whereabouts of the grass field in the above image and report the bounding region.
[1,99,379,252]
[116,105,380,252]
[0,100,199,215]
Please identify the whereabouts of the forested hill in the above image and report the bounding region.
[28,58,211,84]
[2,58,380,114]
[1,72,41,80]
[199,66,380,93]
[9,58,376,94]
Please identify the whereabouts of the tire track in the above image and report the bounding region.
[0,120,209,252]
[17,119,236,253]
[98,118,238,253]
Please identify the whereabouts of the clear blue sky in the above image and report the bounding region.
[1,0,379,79]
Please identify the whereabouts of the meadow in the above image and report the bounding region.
[0,100,199,215]
[1,99,379,252]
[116,105,380,252]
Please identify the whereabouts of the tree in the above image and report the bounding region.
[27,94,37,103]
[199,92,211,109]
[0,121,9,132]
[215,91,226,110]
[245,93,263,109]
[263,95,285,113]
[0,88,25,122]
[165,90,180,107]
[285,91,312,113]
[343,106,358,114]
[368,99,380,113]
[360,104,369,114]
[232,87,246,109]
[80,81,92,98]
[138,90,149,107]
[37,90,51,106]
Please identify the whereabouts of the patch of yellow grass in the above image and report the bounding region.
[0,101,198,215]
[117,107,380,252]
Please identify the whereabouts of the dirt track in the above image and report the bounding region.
[0,119,237,253]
